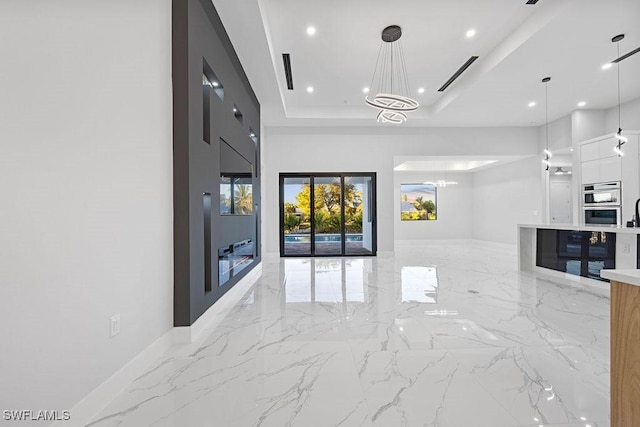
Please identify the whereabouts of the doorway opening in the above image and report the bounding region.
[279,173,377,257]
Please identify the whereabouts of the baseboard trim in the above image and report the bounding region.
[56,263,262,427]
[173,262,262,343]
[53,329,175,427]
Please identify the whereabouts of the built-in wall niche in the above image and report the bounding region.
[202,60,224,144]
[219,239,254,286]
[233,105,243,125]
[249,128,258,145]
[203,193,212,292]
[202,59,224,100]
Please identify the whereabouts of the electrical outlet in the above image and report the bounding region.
[533,210,538,216]
[110,314,121,338]
[622,243,631,254]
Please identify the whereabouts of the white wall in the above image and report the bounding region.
[606,96,640,131]
[263,126,538,253]
[472,157,543,244]
[0,0,173,417]
[394,172,473,241]
[571,109,607,144]
[538,114,573,151]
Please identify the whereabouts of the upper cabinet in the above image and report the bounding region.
[580,137,621,184]
[581,141,600,162]
[579,134,637,185]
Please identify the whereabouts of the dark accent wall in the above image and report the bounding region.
[172,0,261,326]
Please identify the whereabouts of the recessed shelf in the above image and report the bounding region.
[233,105,243,125]
[203,59,224,100]
[249,128,258,144]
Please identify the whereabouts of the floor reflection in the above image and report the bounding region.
[283,258,370,303]
[401,266,438,303]
[90,241,610,427]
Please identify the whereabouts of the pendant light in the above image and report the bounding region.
[365,25,419,124]
[612,34,627,156]
[541,77,552,171]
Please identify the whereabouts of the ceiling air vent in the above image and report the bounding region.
[282,53,294,90]
[612,46,640,63]
[437,56,479,92]
[526,0,539,4]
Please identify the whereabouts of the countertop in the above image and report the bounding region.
[518,223,640,235]
[600,269,640,287]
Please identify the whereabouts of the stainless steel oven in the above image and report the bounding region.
[583,207,621,226]
[583,181,622,226]
[583,181,621,207]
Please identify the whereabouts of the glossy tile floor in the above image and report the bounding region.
[89,241,609,427]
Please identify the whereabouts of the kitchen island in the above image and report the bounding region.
[600,269,640,426]
[518,223,640,283]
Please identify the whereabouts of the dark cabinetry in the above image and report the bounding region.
[536,229,616,281]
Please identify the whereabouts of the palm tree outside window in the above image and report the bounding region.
[220,174,252,215]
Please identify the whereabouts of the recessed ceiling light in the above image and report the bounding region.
[528,101,536,107]
[363,87,370,94]
[418,87,425,94]
[466,28,476,38]
[306,86,314,93]
[578,101,586,107]
[602,63,613,70]
[306,26,316,36]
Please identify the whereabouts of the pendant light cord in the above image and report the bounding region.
[617,41,622,131]
[545,81,549,151]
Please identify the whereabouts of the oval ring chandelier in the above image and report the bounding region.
[365,25,419,124]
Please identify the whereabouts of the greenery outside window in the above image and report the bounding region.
[220,175,253,215]
[400,183,437,220]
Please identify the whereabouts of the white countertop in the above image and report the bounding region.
[518,223,640,235]
[600,269,640,287]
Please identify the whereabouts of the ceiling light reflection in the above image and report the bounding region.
[425,310,459,316]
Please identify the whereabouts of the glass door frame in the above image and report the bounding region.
[279,172,377,257]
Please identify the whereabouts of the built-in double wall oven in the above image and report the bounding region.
[583,181,621,226]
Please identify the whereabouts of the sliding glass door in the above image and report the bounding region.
[313,176,342,255]
[344,175,375,255]
[280,173,376,257]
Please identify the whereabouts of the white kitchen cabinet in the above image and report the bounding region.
[581,141,600,162]
[599,137,618,159]
[600,156,622,182]
[581,159,600,184]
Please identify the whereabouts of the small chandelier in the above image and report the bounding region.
[554,167,571,175]
[365,25,419,124]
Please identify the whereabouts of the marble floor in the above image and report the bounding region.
[88,241,609,427]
